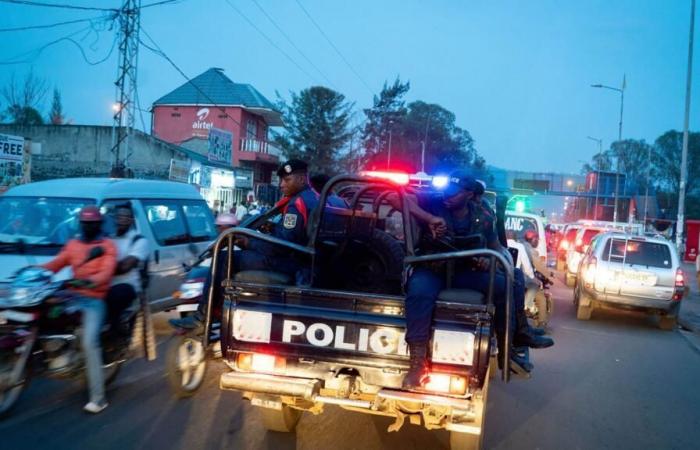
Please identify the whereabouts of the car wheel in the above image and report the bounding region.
[259,404,302,432]
[166,335,207,398]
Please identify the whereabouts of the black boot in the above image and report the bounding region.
[402,342,430,390]
[514,311,554,349]
[530,325,547,336]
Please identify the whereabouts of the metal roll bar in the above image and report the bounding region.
[203,227,314,347]
[405,248,513,382]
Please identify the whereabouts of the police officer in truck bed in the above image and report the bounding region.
[171,159,319,330]
[399,170,553,390]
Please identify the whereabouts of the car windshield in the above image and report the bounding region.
[0,196,93,246]
[602,238,673,269]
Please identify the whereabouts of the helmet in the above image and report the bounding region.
[524,230,538,241]
[79,205,103,222]
[215,213,238,227]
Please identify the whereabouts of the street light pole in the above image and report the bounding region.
[591,77,626,223]
[677,0,696,251]
[587,136,603,220]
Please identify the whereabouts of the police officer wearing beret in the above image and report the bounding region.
[400,170,552,390]
[171,159,319,330]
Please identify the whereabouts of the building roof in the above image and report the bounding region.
[153,68,283,126]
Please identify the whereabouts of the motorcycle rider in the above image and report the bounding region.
[41,205,117,414]
[523,229,551,282]
[105,204,149,338]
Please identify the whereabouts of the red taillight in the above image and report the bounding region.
[559,240,569,250]
[583,256,597,288]
[421,373,467,395]
[236,352,285,374]
[361,170,410,185]
[673,269,685,301]
[675,269,684,287]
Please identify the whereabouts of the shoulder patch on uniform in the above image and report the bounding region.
[283,213,298,229]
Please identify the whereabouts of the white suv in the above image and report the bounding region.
[573,232,686,329]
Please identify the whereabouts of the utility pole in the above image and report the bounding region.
[420,113,430,173]
[591,76,626,223]
[587,136,603,220]
[643,142,652,228]
[110,0,142,178]
[677,0,696,251]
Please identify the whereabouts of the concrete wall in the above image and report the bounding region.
[0,124,189,181]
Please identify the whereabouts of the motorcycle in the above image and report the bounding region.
[0,250,139,416]
[166,248,220,398]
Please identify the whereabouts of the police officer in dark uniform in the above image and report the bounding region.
[401,170,552,389]
[171,159,319,330]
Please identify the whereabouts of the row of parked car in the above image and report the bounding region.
[554,221,686,329]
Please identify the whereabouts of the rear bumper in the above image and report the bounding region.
[220,372,321,399]
[584,289,679,313]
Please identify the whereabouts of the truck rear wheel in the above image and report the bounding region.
[165,335,207,398]
[259,405,302,433]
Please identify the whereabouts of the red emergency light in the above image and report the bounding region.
[361,171,410,185]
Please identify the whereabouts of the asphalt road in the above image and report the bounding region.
[3,277,700,450]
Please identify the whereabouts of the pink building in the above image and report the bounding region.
[151,68,284,190]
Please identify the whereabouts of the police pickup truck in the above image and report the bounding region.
[192,174,515,450]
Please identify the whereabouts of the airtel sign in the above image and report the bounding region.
[192,107,213,131]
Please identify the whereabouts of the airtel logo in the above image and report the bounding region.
[196,108,210,121]
[192,107,213,130]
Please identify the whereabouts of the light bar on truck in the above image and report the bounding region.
[360,171,410,185]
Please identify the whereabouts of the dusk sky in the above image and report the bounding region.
[1,0,697,174]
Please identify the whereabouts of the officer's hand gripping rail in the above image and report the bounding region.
[203,227,314,348]
[404,248,513,382]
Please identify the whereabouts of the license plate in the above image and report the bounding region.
[251,396,282,410]
[0,310,36,323]
[614,271,657,286]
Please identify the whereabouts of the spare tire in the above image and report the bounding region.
[340,230,405,294]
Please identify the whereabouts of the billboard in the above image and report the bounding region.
[168,158,190,183]
[208,127,233,165]
[0,133,27,187]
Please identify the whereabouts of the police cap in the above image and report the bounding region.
[443,170,478,197]
[277,159,308,177]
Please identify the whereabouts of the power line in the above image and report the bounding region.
[0,15,106,32]
[293,0,373,94]
[141,0,183,8]
[139,26,247,131]
[250,0,334,87]
[222,0,319,84]
[0,0,117,11]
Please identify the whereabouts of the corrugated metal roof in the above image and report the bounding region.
[153,68,278,112]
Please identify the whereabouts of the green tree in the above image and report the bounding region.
[272,86,355,174]
[581,151,613,174]
[610,139,655,194]
[49,88,66,125]
[653,130,700,195]
[362,77,410,167]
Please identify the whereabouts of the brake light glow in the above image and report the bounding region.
[361,171,410,185]
[675,269,684,287]
[673,269,685,301]
[173,277,206,300]
[422,373,468,395]
[583,256,597,288]
[236,352,285,374]
[560,240,569,250]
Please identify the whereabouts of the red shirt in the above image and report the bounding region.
[42,238,118,299]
